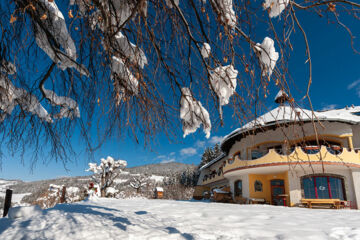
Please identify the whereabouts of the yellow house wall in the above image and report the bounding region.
[248,172,290,205]
[224,147,360,174]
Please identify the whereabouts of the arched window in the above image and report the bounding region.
[234,180,242,197]
[254,180,263,192]
[302,175,346,200]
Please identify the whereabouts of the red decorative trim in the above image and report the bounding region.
[314,177,318,199]
[224,161,360,175]
[327,176,332,199]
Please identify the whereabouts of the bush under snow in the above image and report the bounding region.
[8,205,42,219]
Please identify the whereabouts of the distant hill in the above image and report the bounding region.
[127,162,197,176]
[0,162,197,208]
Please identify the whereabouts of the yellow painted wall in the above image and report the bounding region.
[248,172,290,206]
[224,147,360,174]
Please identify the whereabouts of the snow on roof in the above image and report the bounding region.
[155,187,163,192]
[274,90,289,103]
[221,105,360,150]
[213,188,229,194]
[199,153,226,171]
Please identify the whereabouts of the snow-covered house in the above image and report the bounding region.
[194,98,360,209]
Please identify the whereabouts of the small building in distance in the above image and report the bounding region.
[154,187,164,199]
[194,97,360,209]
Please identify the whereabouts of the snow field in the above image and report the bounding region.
[1,198,360,239]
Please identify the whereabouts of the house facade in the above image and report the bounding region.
[194,103,360,209]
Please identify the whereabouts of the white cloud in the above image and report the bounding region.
[348,79,360,97]
[160,158,176,164]
[208,136,223,145]
[195,140,205,148]
[320,104,338,111]
[169,152,175,156]
[155,155,166,160]
[348,79,360,90]
[180,147,197,156]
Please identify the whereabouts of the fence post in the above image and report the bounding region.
[3,189,12,217]
[60,186,66,203]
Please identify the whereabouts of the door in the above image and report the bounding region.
[271,179,286,206]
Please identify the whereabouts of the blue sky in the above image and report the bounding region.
[1,3,360,181]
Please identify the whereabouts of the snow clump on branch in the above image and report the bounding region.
[165,0,179,8]
[263,0,289,18]
[34,0,89,76]
[201,43,211,59]
[254,37,279,77]
[210,0,237,29]
[180,88,211,139]
[114,32,148,69]
[111,56,139,105]
[209,65,238,106]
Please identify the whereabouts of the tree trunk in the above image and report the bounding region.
[101,175,106,197]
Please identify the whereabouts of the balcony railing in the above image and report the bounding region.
[223,146,360,174]
[202,170,225,185]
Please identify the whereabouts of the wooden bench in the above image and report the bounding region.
[301,198,341,209]
[212,189,234,203]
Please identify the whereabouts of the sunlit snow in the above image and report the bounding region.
[1,198,360,239]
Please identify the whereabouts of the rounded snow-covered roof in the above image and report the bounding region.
[221,105,360,153]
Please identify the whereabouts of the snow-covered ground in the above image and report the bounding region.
[1,198,360,240]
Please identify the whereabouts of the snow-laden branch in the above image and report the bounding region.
[254,37,279,77]
[72,0,148,105]
[111,56,139,105]
[0,62,52,122]
[180,88,211,138]
[165,0,179,8]
[209,0,236,29]
[263,0,289,18]
[33,0,89,76]
[129,176,148,189]
[41,87,80,120]
[114,32,148,69]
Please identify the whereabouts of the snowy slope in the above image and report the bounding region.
[1,198,360,239]
[0,179,30,206]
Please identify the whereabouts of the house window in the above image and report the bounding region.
[251,150,265,160]
[302,175,345,200]
[234,180,242,196]
[254,180,263,192]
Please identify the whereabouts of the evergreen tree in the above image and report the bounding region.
[199,144,223,169]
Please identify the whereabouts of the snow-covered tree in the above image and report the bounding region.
[129,174,149,193]
[199,143,222,168]
[86,156,127,197]
[0,1,360,164]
